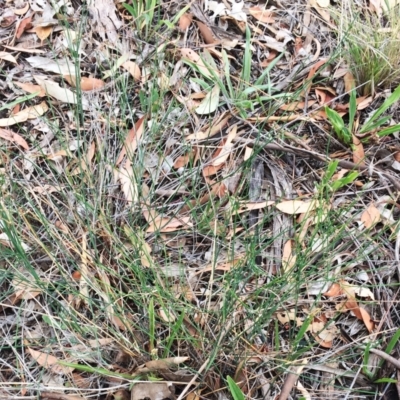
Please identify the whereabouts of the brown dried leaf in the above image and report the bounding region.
[361,203,380,229]
[34,25,53,41]
[0,51,18,64]
[28,348,74,374]
[0,128,29,150]
[282,240,296,273]
[0,102,48,127]
[14,81,46,97]
[180,48,213,78]
[186,113,230,140]
[146,215,192,233]
[64,75,105,91]
[16,16,32,39]
[116,115,145,166]
[323,283,343,297]
[275,199,318,214]
[179,13,193,31]
[14,3,30,15]
[352,134,365,166]
[121,61,141,81]
[249,6,275,23]
[195,21,217,44]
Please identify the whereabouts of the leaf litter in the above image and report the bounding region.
[1,0,400,399]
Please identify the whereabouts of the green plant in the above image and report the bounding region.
[226,376,245,400]
[325,84,400,145]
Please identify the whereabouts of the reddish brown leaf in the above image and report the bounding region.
[64,75,105,91]
[179,13,193,31]
[16,16,32,39]
[0,128,29,150]
[195,21,216,44]
[352,134,365,166]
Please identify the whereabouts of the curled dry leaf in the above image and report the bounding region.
[142,356,189,372]
[12,276,41,300]
[146,215,192,233]
[173,152,192,168]
[28,348,74,375]
[361,203,380,229]
[0,128,29,150]
[210,125,237,166]
[0,101,48,127]
[14,3,30,15]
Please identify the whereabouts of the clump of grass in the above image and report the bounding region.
[338,1,400,95]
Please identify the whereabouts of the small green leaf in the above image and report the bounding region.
[378,124,400,137]
[374,378,398,384]
[360,83,400,133]
[348,89,357,133]
[331,171,358,191]
[227,376,245,400]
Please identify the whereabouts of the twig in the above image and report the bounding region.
[368,348,400,370]
[234,138,400,190]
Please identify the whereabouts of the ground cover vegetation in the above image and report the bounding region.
[1,0,400,398]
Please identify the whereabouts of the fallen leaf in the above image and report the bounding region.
[27,56,78,75]
[186,113,230,140]
[361,203,380,228]
[195,21,217,44]
[0,102,48,127]
[14,3,30,15]
[0,128,29,150]
[16,16,32,39]
[12,276,41,300]
[249,6,275,23]
[34,76,89,109]
[174,155,191,169]
[121,61,141,81]
[323,283,343,297]
[210,125,237,166]
[179,13,193,31]
[282,240,296,273]
[203,162,224,177]
[115,164,138,204]
[352,134,365,166]
[0,51,18,64]
[116,115,146,166]
[237,201,275,213]
[131,382,174,400]
[144,211,192,233]
[180,48,213,79]
[63,75,105,91]
[28,348,74,374]
[34,25,52,41]
[275,199,318,215]
[195,85,220,115]
[14,81,46,97]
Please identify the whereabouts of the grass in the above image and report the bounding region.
[1,0,400,399]
[337,0,400,95]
